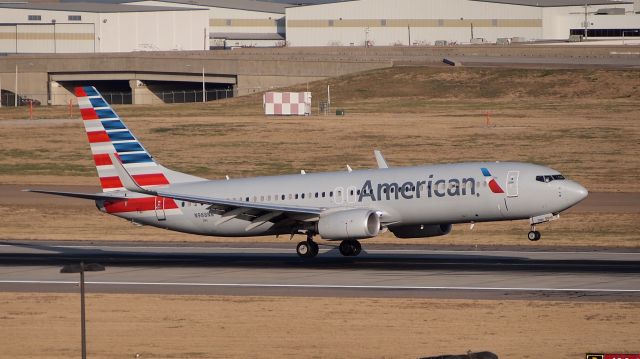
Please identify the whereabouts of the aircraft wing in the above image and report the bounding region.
[153,189,324,216]
[107,153,324,218]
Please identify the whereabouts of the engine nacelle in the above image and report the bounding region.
[317,209,380,240]
[389,224,452,238]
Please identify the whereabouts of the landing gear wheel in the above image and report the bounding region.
[339,240,362,257]
[352,240,362,256]
[309,240,319,257]
[527,231,541,241]
[297,240,319,258]
[297,241,311,257]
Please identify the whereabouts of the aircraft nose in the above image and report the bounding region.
[563,181,588,206]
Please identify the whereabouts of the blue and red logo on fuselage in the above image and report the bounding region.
[481,168,504,194]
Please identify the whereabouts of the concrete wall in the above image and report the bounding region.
[0,51,392,104]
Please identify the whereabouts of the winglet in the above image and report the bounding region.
[374,150,389,169]
[108,153,156,195]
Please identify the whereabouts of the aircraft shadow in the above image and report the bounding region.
[1,241,639,273]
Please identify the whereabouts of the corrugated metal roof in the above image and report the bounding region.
[0,2,207,12]
[472,0,633,7]
[211,32,285,40]
[123,0,288,13]
[287,0,632,8]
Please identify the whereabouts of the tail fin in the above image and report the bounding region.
[75,86,202,192]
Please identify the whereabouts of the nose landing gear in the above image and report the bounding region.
[527,225,541,241]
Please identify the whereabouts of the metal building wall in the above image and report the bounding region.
[128,1,285,47]
[94,10,208,52]
[286,0,544,46]
[0,24,94,54]
[0,7,207,53]
[542,4,639,39]
[0,8,98,53]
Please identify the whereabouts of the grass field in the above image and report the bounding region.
[1,292,638,359]
[0,66,638,246]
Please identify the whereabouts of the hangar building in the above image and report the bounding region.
[0,2,209,53]
[125,0,288,48]
[285,0,640,46]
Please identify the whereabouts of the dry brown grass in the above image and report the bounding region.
[0,66,637,245]
[0,292,638,359]
[1,110,638,192]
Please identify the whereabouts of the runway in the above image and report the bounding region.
[1,241,638,301]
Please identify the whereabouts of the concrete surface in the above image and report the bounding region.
[1,242,638,301]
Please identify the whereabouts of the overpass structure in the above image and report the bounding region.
[0,50,391,105]
[1,46,638,106]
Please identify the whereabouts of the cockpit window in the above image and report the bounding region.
[536,174,565,183]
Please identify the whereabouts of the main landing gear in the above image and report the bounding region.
[296,233,319,258]
[296,236,363,258]
[339,240,361,257]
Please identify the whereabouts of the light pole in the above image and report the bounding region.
[364,27,370,48]
[14,64,17,107]
[202,65,206,103]
[61,262,105,359]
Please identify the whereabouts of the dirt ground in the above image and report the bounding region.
[0,292,638,359]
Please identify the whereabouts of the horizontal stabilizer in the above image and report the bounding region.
[24,189,129,201]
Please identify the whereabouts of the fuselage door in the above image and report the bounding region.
[506,171,519,198]
[155,196,167,221]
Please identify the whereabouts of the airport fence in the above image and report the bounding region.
[0,88,236,107]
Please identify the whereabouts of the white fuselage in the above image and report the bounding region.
[98,161,588,239]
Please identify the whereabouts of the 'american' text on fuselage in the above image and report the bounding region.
[358,175,476,202]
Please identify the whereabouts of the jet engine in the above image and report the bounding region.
[317,209,380,240]
[389,224,452,238]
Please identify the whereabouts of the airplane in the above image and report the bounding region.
[27,86,589,258]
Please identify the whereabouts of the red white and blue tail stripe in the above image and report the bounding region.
[75,86,202,192]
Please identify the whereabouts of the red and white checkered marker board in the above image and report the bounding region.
[263,92,312,116]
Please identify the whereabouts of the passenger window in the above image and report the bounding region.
[295,194,299,199]
[301,193,305,199]
[357,189,361,195]
[181,202,185,207]
[282,194,285,200]
[322,192,326,197]
[260,195,264,201]
[315,192,318,198]
[288,194,292,200]
[252,196,257,202]
[268,195,271,201]
[330,191,333,197]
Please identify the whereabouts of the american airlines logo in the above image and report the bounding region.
[358,175,477,202]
